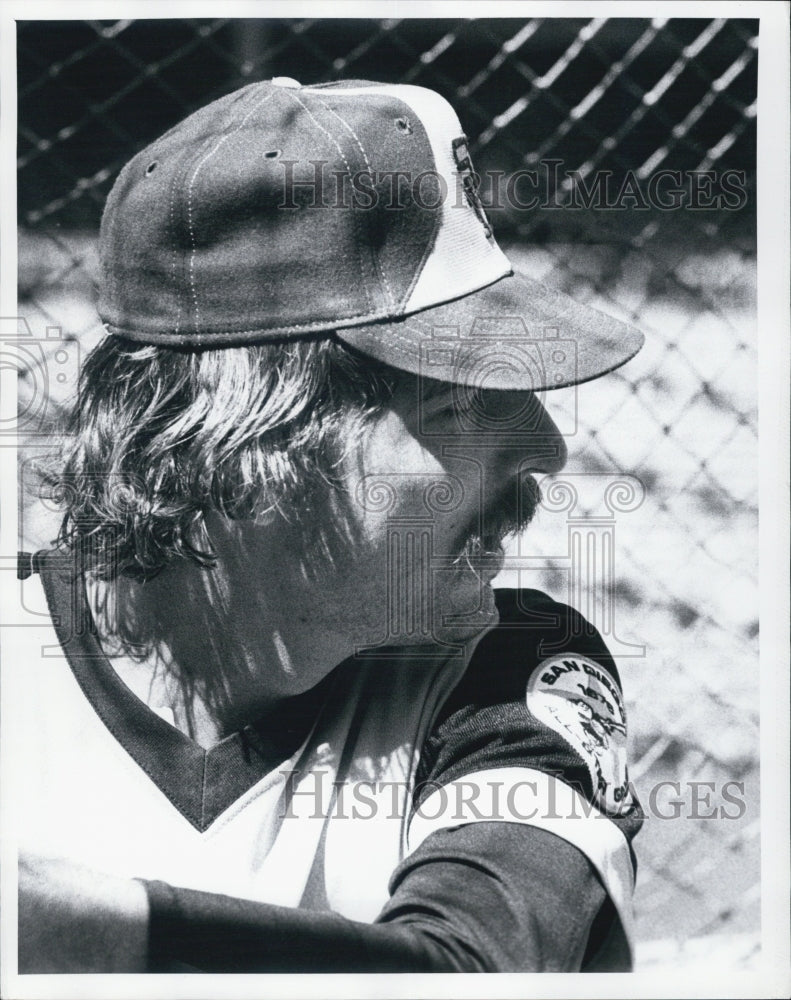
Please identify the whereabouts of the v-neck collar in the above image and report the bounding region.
[37,549,332,832]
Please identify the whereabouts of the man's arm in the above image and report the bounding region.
[19,852,149,973]
[20,822,606,973]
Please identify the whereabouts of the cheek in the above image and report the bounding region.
[353,436,450,532]
[345,409,494,561]
[352,479,434,550]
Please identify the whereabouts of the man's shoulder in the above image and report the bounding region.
[492,587,614,648]
[416,587,639,824]
[450,587,622,711]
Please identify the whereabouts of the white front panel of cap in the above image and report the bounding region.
[301,84,512,315]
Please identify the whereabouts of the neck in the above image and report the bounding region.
[86,523,355,748]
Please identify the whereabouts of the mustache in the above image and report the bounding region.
[455,473,542,562]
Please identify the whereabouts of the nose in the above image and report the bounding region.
[485,390,568,475]
[524,430,567,474]
[524,395,568,473]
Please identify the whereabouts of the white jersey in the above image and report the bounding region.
[8,550,642,967]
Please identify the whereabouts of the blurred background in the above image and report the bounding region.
[16,16,759,971]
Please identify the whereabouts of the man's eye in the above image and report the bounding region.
[437,400,471,421]
[421,387,482,423]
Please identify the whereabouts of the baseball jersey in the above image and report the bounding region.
[11,549,643,971]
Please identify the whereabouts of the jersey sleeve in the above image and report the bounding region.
[144,821,608,973]
[407,587,644,969]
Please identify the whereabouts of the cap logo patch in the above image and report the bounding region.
[452,136,493,238]
[526,654,634,815]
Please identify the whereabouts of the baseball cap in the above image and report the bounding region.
[98,77,644,391]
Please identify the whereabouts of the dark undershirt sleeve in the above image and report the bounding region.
[144,822,607,973]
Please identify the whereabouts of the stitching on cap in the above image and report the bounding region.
[284,91,373,313]
[371,322,511,357]
[409,313,507,342]
[186,91,276,331]
[410,314,441,332]
[372,323,426,350]
[104,305,386,342]
[390,318,543,355]
[104,162,129,314]
[403,314,509,352]
[168,158,183,335]
[380,95,441,307]
[313,96,396,310]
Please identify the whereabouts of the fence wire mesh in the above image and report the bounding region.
[15,17,760,969]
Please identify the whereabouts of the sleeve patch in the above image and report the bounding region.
[526,654,633,815]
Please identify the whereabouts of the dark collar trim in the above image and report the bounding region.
[35,549,328,832]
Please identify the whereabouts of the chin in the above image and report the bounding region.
[431,577,500,643]
[351,571,499,652]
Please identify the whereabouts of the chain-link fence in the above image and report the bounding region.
[15,17,759,970]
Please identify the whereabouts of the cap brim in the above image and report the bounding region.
[336,271,644,391]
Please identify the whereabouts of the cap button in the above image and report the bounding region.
[271,77,301,89]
